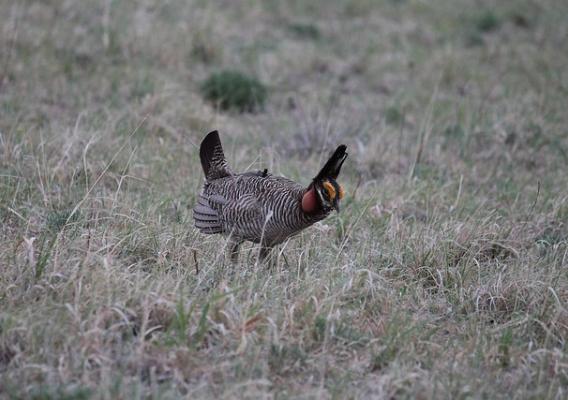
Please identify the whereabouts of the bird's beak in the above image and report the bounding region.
[333,198,341,213]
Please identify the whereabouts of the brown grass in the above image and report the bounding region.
[1,0,568,398]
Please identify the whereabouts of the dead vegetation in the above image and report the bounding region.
[1,0,568,398]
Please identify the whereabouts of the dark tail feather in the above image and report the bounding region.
[313,145,348,181]
[199,130,232,180]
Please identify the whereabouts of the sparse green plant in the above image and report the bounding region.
[475,10,501,33]
[313,314,327,342]
[288,22,321,40]
[46,208,79,232]
[130,73,155,100]
[499,328,513,368]
[21,386,93,400]
[200,70,267,112]
[384,105,404,125]
[269,344,307,374]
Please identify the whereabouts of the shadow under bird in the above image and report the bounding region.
[193,130,348,261]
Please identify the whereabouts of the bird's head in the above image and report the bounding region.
[301,145,348,213]
[314,177,345,212]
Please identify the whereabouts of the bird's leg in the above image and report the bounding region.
[216,238,242,283]
[258,246,275,266]
[258,246,270,261]
[228,238,242,264]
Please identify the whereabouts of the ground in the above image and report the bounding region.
[1,0,568,398]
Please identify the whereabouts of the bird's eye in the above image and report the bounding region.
[322,181,336,200]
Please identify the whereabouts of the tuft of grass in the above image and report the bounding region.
[510,12,532,29]
[269,344,307,375]
[370,315,420,371]
[475,10,501,33]
[8,385,93,400]
[287,22,321,40]
[443,124,465,140]
[46,208,79,232]
[384,105,404,125]
[313,314,327,342]
[200,70,268,112]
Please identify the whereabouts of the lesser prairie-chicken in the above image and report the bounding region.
[193,130,347,261]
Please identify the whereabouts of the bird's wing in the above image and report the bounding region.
[221,194,265,227]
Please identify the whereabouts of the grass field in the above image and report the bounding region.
[1,0,568,398]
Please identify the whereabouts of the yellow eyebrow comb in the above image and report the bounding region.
[323,181,337,200]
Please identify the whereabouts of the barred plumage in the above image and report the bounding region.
[193,130,347,261]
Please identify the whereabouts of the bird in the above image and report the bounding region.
[193,130,348,262]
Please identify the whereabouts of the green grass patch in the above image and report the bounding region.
[200,70,268,112]
[474,10,501,33]
[287,22,321,40]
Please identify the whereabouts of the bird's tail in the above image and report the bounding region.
[199,130,232,180]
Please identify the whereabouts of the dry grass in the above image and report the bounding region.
[1,0,568,398]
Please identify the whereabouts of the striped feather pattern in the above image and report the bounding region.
[192,130,347,259]
[194,174,328,247]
